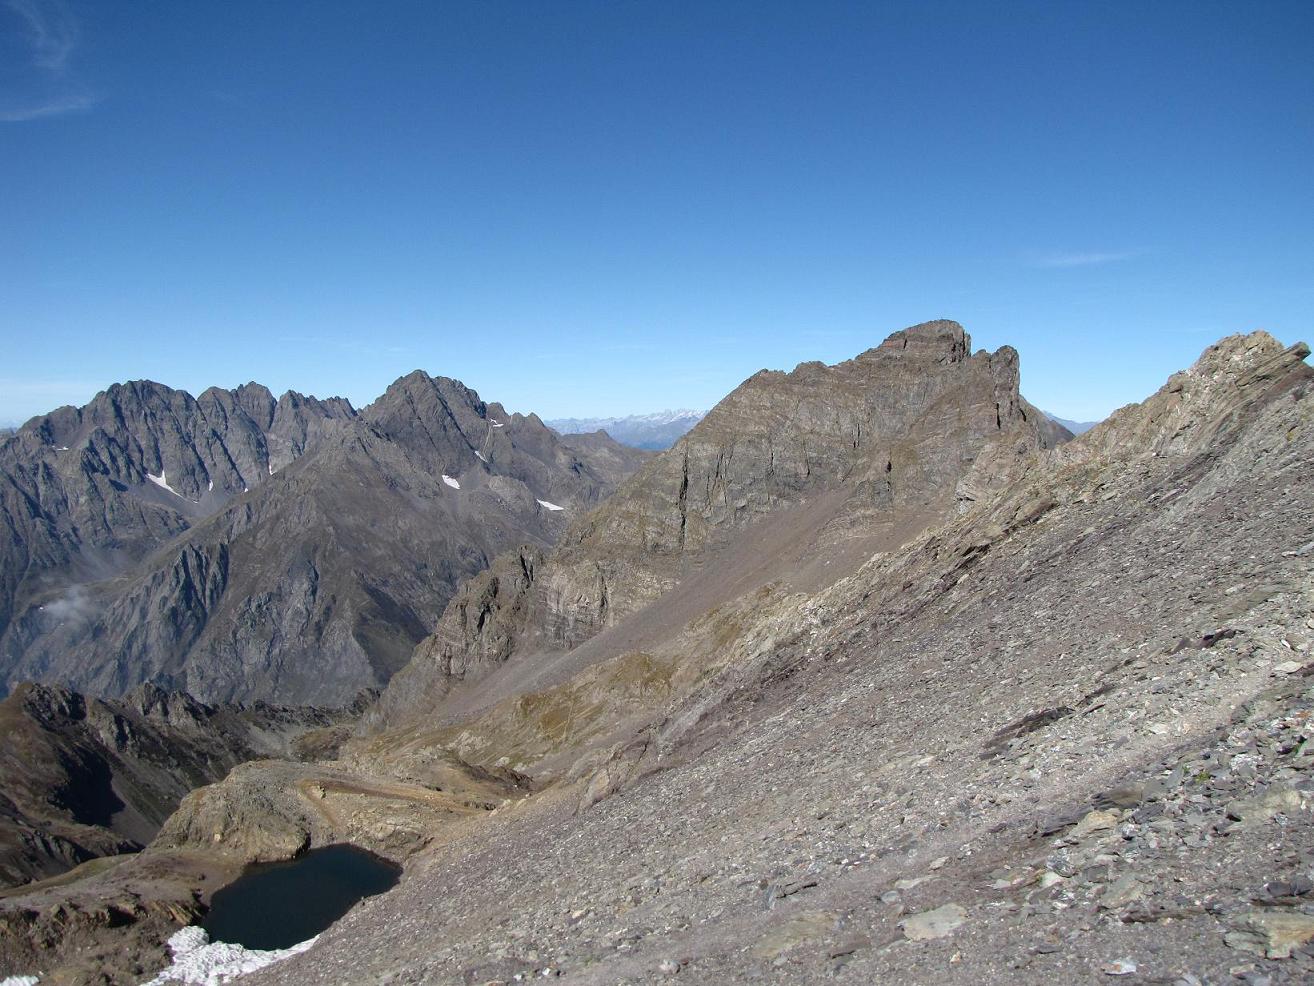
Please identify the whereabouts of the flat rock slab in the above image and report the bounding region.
[750,910,838,959]
[1225,910,1314,959]
[899,903,967,941]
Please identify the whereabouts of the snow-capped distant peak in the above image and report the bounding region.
[631,409,703,424]
[544,409,706,451]
[442,474,461,489]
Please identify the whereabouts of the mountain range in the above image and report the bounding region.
[1044,412,1100,434]
[0,375,648,706]
[546,410,706,450]
[0,321,1311,985]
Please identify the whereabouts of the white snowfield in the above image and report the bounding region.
[1,975,40,986]
[139,926,318,986]
[490,419,504,427]
[537,499,564,511]
[147,471,184,498]
[442,474,460,489]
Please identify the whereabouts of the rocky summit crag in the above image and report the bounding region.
[0,373,647,706]
[2,321,1312,986]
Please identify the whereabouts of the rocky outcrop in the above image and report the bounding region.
[0,682,356,889]
[0,851,222,986]
[0,374,649,706]
[153,752,532,866]
[377,320,1069,724]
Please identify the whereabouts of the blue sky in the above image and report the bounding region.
[2,1,1311,425]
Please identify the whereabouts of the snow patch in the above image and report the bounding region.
[207,479,214,492]
[140,926,317,986]
[267,462,274,476]
[536,499,564,511]
[475,451,487,462]
[490,419,504,428]
[442,474,460,489]
[1,975,40,986]
[147,471,184,498]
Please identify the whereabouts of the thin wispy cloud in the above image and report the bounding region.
[0,90,94,122]
[1030,250,1140,269]
[7,0,78,70]
[1,0,98,122]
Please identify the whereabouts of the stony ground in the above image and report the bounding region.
[242,337,1314,985]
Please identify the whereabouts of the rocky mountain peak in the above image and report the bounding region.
[864,317,970,362]
[376,320,1069,724]
[1,367,650,707]
[364,371,486,449]
[1184,330,1308,387]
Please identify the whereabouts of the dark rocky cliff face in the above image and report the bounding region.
[0,681,356,889]
[0,375,648,706]
[376,320,1071,724]
[0,380,355,656]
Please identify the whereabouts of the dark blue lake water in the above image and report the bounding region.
[201,844,401,950]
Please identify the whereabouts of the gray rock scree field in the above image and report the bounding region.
[260,326,1314,984]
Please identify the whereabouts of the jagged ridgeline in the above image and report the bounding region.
[0,375,648,706]
[376,319,1070,724]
